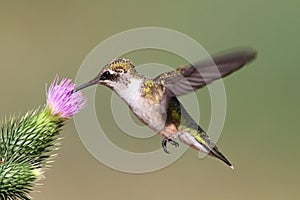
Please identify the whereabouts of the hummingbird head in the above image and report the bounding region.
[74,58,138,92]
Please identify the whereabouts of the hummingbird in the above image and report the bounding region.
[73,48,256,169]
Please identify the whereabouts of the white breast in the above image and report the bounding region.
[114,78,166,132]
[114,78,143,105]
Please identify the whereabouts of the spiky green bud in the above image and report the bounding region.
[0,162,39,200]
[0,76,86,200]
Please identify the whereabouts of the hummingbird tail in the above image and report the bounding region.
[208,145,234,169]
[178,130,234,169]
[195,129,234,169]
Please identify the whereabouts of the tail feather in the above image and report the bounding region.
[174,98,234,169]
[208,145,234,169]
[178,130,234,169]
[196,127,234,169]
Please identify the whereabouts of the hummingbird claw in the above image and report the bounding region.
[162,138,171,154]
[162,137,179,154]
[168,139,179,147]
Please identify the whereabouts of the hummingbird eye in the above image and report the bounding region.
[100,71,111,80]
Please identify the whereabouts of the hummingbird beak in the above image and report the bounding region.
[72,76,100,93]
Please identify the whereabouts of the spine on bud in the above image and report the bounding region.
[0,162,38,200]
[0,76,86,200]
[0,107,64,199]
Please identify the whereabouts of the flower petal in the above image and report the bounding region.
[47,75,86,118]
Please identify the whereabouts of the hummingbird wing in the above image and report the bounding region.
[154,48,256,97]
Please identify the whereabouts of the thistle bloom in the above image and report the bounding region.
[0,76,86,200]
[47,76,86,118]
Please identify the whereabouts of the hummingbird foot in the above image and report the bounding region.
[162,137,179,154]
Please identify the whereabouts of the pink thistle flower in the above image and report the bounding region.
[46,75,86,118]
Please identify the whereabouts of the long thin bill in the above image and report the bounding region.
[72,79,99,93]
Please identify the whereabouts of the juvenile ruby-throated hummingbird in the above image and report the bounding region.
[73,48,256,169]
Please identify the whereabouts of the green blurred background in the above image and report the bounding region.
[0,1,299,199]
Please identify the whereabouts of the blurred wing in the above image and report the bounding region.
[154,48,257,97]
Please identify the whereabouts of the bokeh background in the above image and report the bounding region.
[0,1,299,199]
